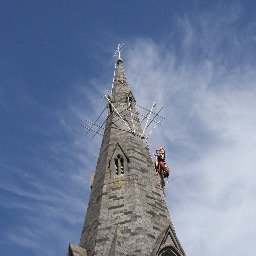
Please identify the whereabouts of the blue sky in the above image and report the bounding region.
[1,1,256,255]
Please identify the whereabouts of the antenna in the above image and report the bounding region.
[146,121,161,139]
[85,106,107,135]
[111,62,116,92]
[104,95,133,133]
[82,125,103,136]
[143,102,156,134]
[136,102,164,139]
[144,106,163,132]
[83,97,165,140]
[129,105,136,134]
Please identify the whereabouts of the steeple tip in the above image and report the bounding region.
[117,58,123,64]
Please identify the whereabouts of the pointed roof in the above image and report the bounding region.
[111,58,130,98]
[151,225,186,256]
[76,45,186,256]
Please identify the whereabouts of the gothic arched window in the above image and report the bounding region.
[127,95,135,109]
[108,144,129,178]
[114,154,125,175]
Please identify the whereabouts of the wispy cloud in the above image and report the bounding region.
[124,5,256,256]
[2,2,256,256]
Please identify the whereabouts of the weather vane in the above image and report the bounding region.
[113,43,125,60]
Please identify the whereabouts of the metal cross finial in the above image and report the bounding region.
[113,43,125,60]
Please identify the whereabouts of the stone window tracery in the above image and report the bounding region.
[127,95,134,109]
[108,144,129,178]
[114,154,125,175]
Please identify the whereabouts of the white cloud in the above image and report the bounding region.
[3,3,256,256]
[123,9,256,255]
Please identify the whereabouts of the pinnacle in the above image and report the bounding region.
[111,57,131,99]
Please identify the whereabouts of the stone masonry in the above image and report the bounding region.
[68,57,186,256]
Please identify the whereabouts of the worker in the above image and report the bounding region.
[155,147,170,179]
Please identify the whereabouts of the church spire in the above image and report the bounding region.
[67,45,186,256]
[111,43,130,97]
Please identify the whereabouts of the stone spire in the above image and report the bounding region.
[111,59,131,103]
[68,46,186,256]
